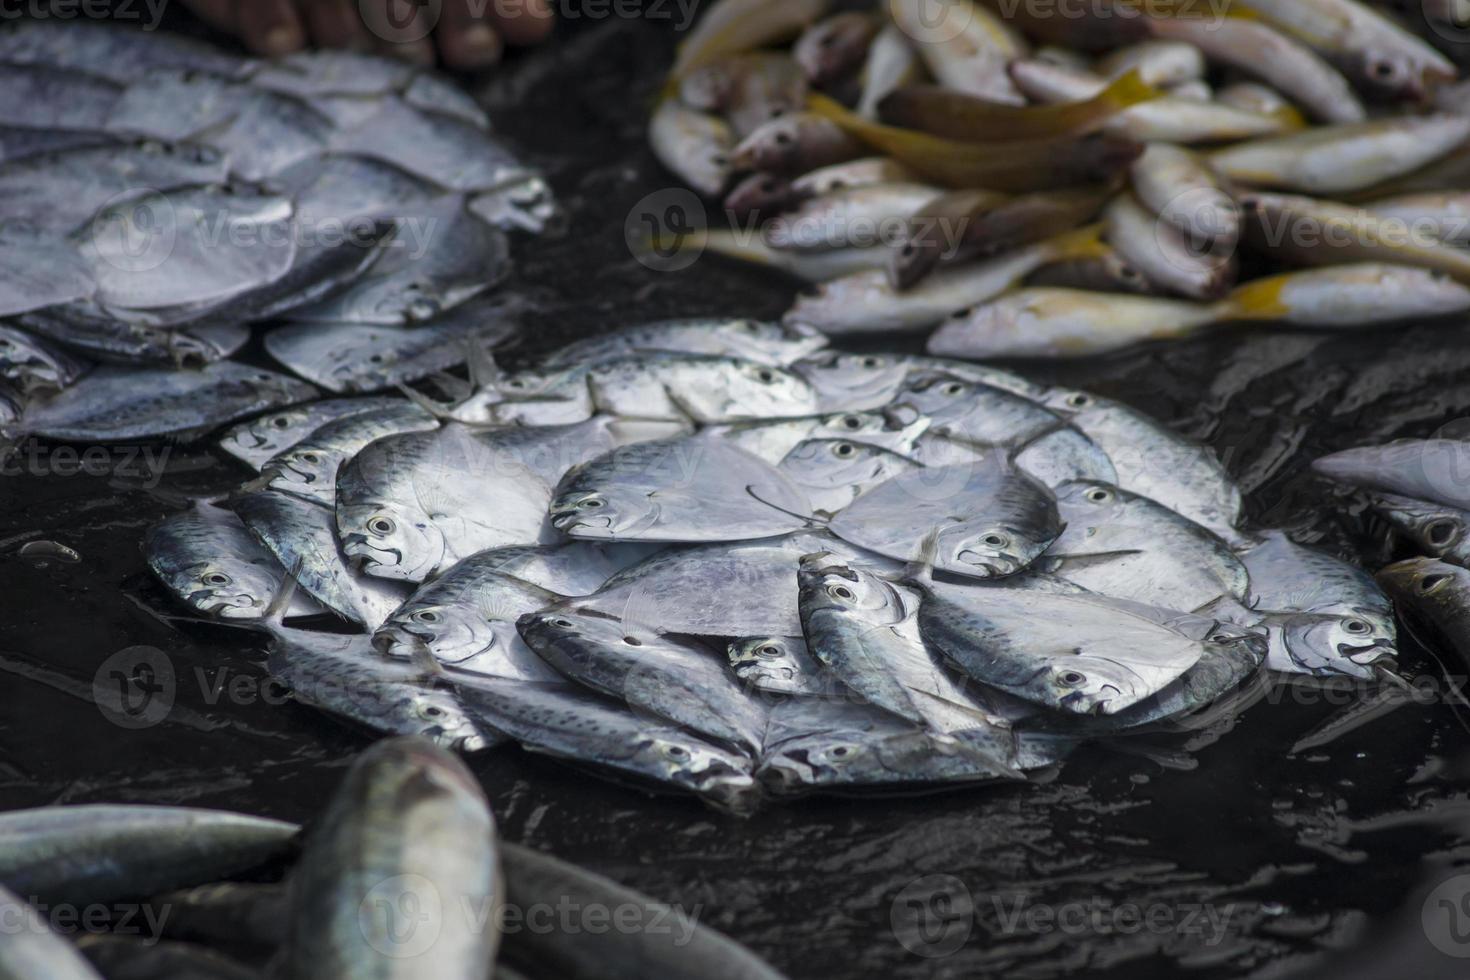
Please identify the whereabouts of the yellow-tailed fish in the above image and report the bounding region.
[1365,191,1470,245]
[1104,192,1237,300]
[1344,140,1470,199]
[1148,15,1365,123]
[791,157,918,198]
[764,181,945,252]
[856,22,922,119]
[891,186,1110,289]
[876,70,1161,142]
[1009,59,1300,142]
[1239,0,1455,101]
[1211,115,1470,194]
[699,227,891,282]
[1239,190,1470,282]
[783,224,1110,334]
[1215,81,1308,129]
[808,93,1143,191]
[672,0,831,79]
[1025,247,1156,294]
[890,0,1028,104]
[1130,143,1240,246]
[1097,39,1207,87]
[731,111,864,173]
[648,99,733,197]
[1222,262,1470,326]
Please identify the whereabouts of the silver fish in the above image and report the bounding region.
[1045,481,1251,611]
[648,99,734,197]
[12,362,316,443]
[273,152,439,229]
[264,317,518,395]
[827,459,1062,578]
[0,224,97,319]
[233,491,410,628]
[914,582,1208,715]
[144,500,324,621]
[581,354,819,424]
[779,438,923,514]
[728,635,835,695]
[0,63,122,130]
[790,350,1046,412]
[262,402,438,506]
[0,883,103,980]
[550,434,815,543]
[284,737,501,979]
[518,605,769,753]
[542,318,827,367]
[217,397,404,472]
[0,805,296,909]
[456,678,762,814]
[1313,438,1470,511]
[265,626,489,747]
[443,543,665,597]
[338,422,652,582]
[0,325,86,395]
[797,554,1016,766]
[1366,491,1470,567]
[0,20,253,83]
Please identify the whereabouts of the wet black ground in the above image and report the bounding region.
[6,10,1470,980]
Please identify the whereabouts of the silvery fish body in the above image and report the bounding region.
[264,316,517,394]
[582,354,819,424]
[262,402,438,506]
[0,883,103,980]
[0,325,86,395]
[446,542,665,596]
[455,678,761,814]
[1313,438,1470,512]
[779,438,924,514]
[728,635,837,696]
[791,350,1046,412]
[217,397,403,471]
[543,318,826,367]
[517,606,769,753]
[0,224,97,319]
[1378,558,1470,672]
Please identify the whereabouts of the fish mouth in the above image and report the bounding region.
[191,591,261,618]
[955,551,1018,577]
[342,534,402,572]
[1341,640,1397,667]
[551,512,610,532]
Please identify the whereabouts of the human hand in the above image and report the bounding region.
[180,0,555,69]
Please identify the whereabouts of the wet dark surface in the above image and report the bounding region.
[6,11,1470,980]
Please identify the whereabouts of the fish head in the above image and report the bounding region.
[732,115,805,171]
[1352,50,1436,102]
[724,173,797,219]
[376,683,488,753]
[1021,655,1148,716]
[1278,611,1397,680]
[338,499,445,582]
[631,732,761,814]
[375,600,500,666]
[760,733,881,792]
[722,318,828,364]
[796,554,908,625]
[221,407,314,460]
[727,636,811,694]
[1371,493,1469,559]
[792,351,912,411]
[549,484,656,539]
[173,557,282,619]
[726,360,820,417]
[781,439,903,491]
[889,373,977,422]
[1040,387,1098,418]
[941,520,1051,579]
[263,444,345,503]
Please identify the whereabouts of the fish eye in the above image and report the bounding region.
[832,442,856,458]
[413,610,441,624]
[420,703,445,719]
[549,617,575,628]
[942,382,964,396]
[755,368,777,383]
[860,356,880,368]
[1066,393,1091,408]
[367,516,396,536]
[1059,670,1086,686]
[841,415,863,430]
[506,378,526,389]
[1428,520,1459,546]
[827,584,856,601]
[578,498,604,509]
[1209,631,1233,643]
[271,416,291,428]
[1343,619,1371,634]
[757,644,782,658]
[623,636,643,646]
[981,532,1009,548]
[202,572,231,587]
[1085,488,1112,503]
[830,745,851,757]
[1421,574,1452,594]
[774,131,793,146]
[664,744,689,758]
[1369,59,1396,79]
[299,452,320,464]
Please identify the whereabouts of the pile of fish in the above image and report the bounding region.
[651,0,1470,356]
[1314,438,1470,676]
[133,316,1401,813]
[0,736,787,980]
[0,19,559,440]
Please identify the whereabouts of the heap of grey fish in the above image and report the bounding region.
[0,19,559,441]
[133,315,1401,813]
[650,0,1470,356]
[0,736,787,980]
[1312,437,1470,675]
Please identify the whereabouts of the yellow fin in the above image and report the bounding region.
[1044,223,1110,262]
[1223,273,1291,321]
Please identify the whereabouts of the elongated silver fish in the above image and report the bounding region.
[264,316,518,394]
[234,491,410,628]
[456,678,762,814]
[262,402,439,507]
[1366,491,1470,567]
[543,318,827,367]
[583,355,819,423]
[790,350,1045,411]
[217,397,404,472]
[440,542,665,597]
[144,500,324,621]
[0,805,296,909]
[285,737,500,980]
[518,605,769,753]
[779,437,923,514]
[1313,438,1470,511]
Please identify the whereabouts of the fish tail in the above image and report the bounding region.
[1043,222,1110,262]
[397,384,461,420]
[902,527,942,589]
[1095,70,1162,113]
[262,558,303,627]
[1220,273,1291,322]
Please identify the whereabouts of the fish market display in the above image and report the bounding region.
[0,738,787,980]
[0,20,560,453]
[112,311,1400,812]
[649,0,1470,357]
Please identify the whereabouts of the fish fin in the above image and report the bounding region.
[463,343,501,390]
[1221,273,1291,322]
[430,372,475,401]
[1095,69,1163,113]
[742,483,826,527]
[397,384,458,419]
[903,526,942,588]
[262,559,304,626]
[405,635,446,677]
[1042,222,1110,263]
